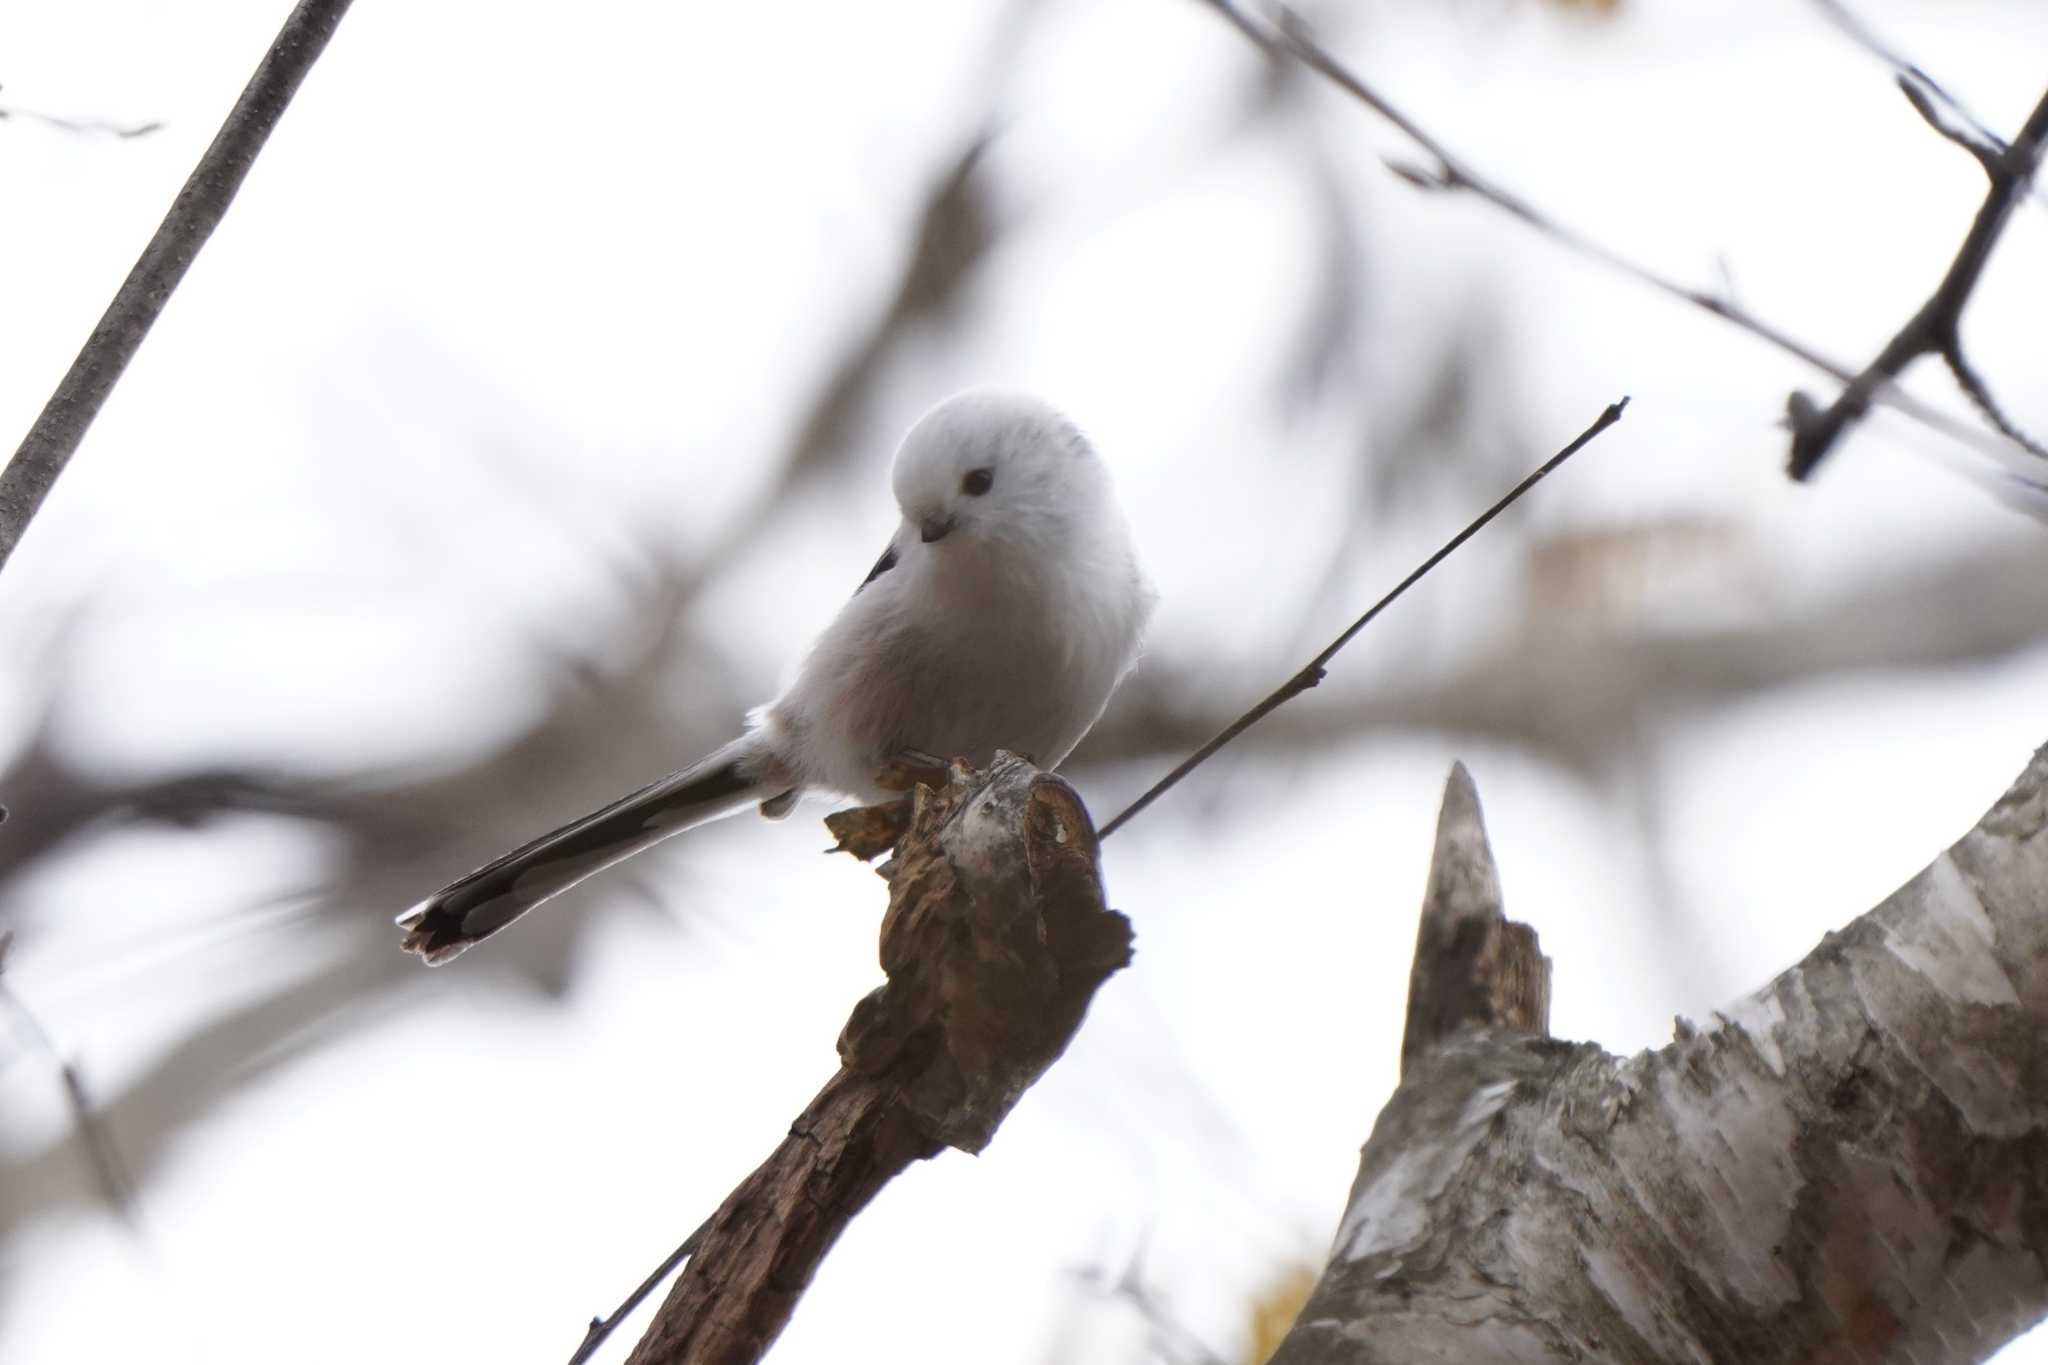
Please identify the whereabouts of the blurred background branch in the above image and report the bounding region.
[1810,0,2009,171]
[0,85,163,140]
[1199,0,2043,482]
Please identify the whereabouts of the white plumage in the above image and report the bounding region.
[398,391,1155,963]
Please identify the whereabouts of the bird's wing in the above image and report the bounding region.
[856,538,899,594]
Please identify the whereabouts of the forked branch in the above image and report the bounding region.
[1198,0,2043,481]
[1788,86,2048,478]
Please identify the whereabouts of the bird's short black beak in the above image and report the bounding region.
[919,515,956,544]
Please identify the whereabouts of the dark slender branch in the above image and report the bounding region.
[1787,84,2048,477]
[1809,0,2007,170]
[1196,0,2030,473]
[568,1220,709,1365]
[1945,349,2048,457]
[1097,399,1626,840]
[0,932,142,1226]
[1896,75,2002,174]
[0,0,355,575]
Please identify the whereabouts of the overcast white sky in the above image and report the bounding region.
[4,1,2048,1362]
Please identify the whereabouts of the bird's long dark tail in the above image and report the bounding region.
[397,741,773,964]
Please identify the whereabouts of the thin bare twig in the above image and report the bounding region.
[1196,0,2033,476]
[1098,398,1627,840]
[1072,1260,1235,1365]
[1809,0,2006,170]
[0,931,142,1226]
[0,87,163,139]
[1895,76,2003,174]
[0,0,355,575]
[568,1221,708,1365]
[1786,84,2048,477]
[1723,3,2048,472]
[1944,349,2046,458]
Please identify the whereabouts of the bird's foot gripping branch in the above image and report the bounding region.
[622,753,1131,1365]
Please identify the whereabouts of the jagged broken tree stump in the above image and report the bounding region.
[1269,749,2048,1365]
[624,753,1132,1365]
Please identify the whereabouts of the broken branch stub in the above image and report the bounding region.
[626,753,1131,1365]
[1270,747,2048,1364]
[1400,762,1550,1075]
[839,753,1133,1151]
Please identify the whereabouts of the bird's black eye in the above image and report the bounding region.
[961,467,994,497]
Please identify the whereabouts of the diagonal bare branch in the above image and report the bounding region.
[1810,0,2008,171]
[0,0,355,576]
[1896,74,2003,173]
[1097,398,1626,839]
[619,758,1130,1365]
[1195,0,2039,479]
[1788,85,2048,478]
[0,931,142,1227]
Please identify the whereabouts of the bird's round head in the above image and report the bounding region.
[890,391,1108,552]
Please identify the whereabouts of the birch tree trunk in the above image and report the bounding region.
[1272,747,2048,1365]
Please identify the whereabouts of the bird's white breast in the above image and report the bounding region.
[764,522,1151,802]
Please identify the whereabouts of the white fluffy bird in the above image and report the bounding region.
[398,391,1156,963]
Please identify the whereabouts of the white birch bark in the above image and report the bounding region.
[1275,745,2048,1365]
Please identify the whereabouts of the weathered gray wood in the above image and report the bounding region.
[1400,762,1549,1075]
[1276,746,2048,1365]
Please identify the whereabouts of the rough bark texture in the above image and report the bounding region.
[1274,746,2048,1365]
[1400,762,1549,1076]
[625,754,1131,1365]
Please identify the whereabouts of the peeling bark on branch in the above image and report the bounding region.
[624,755,1131,1365]
[1274,749,2048,1365]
